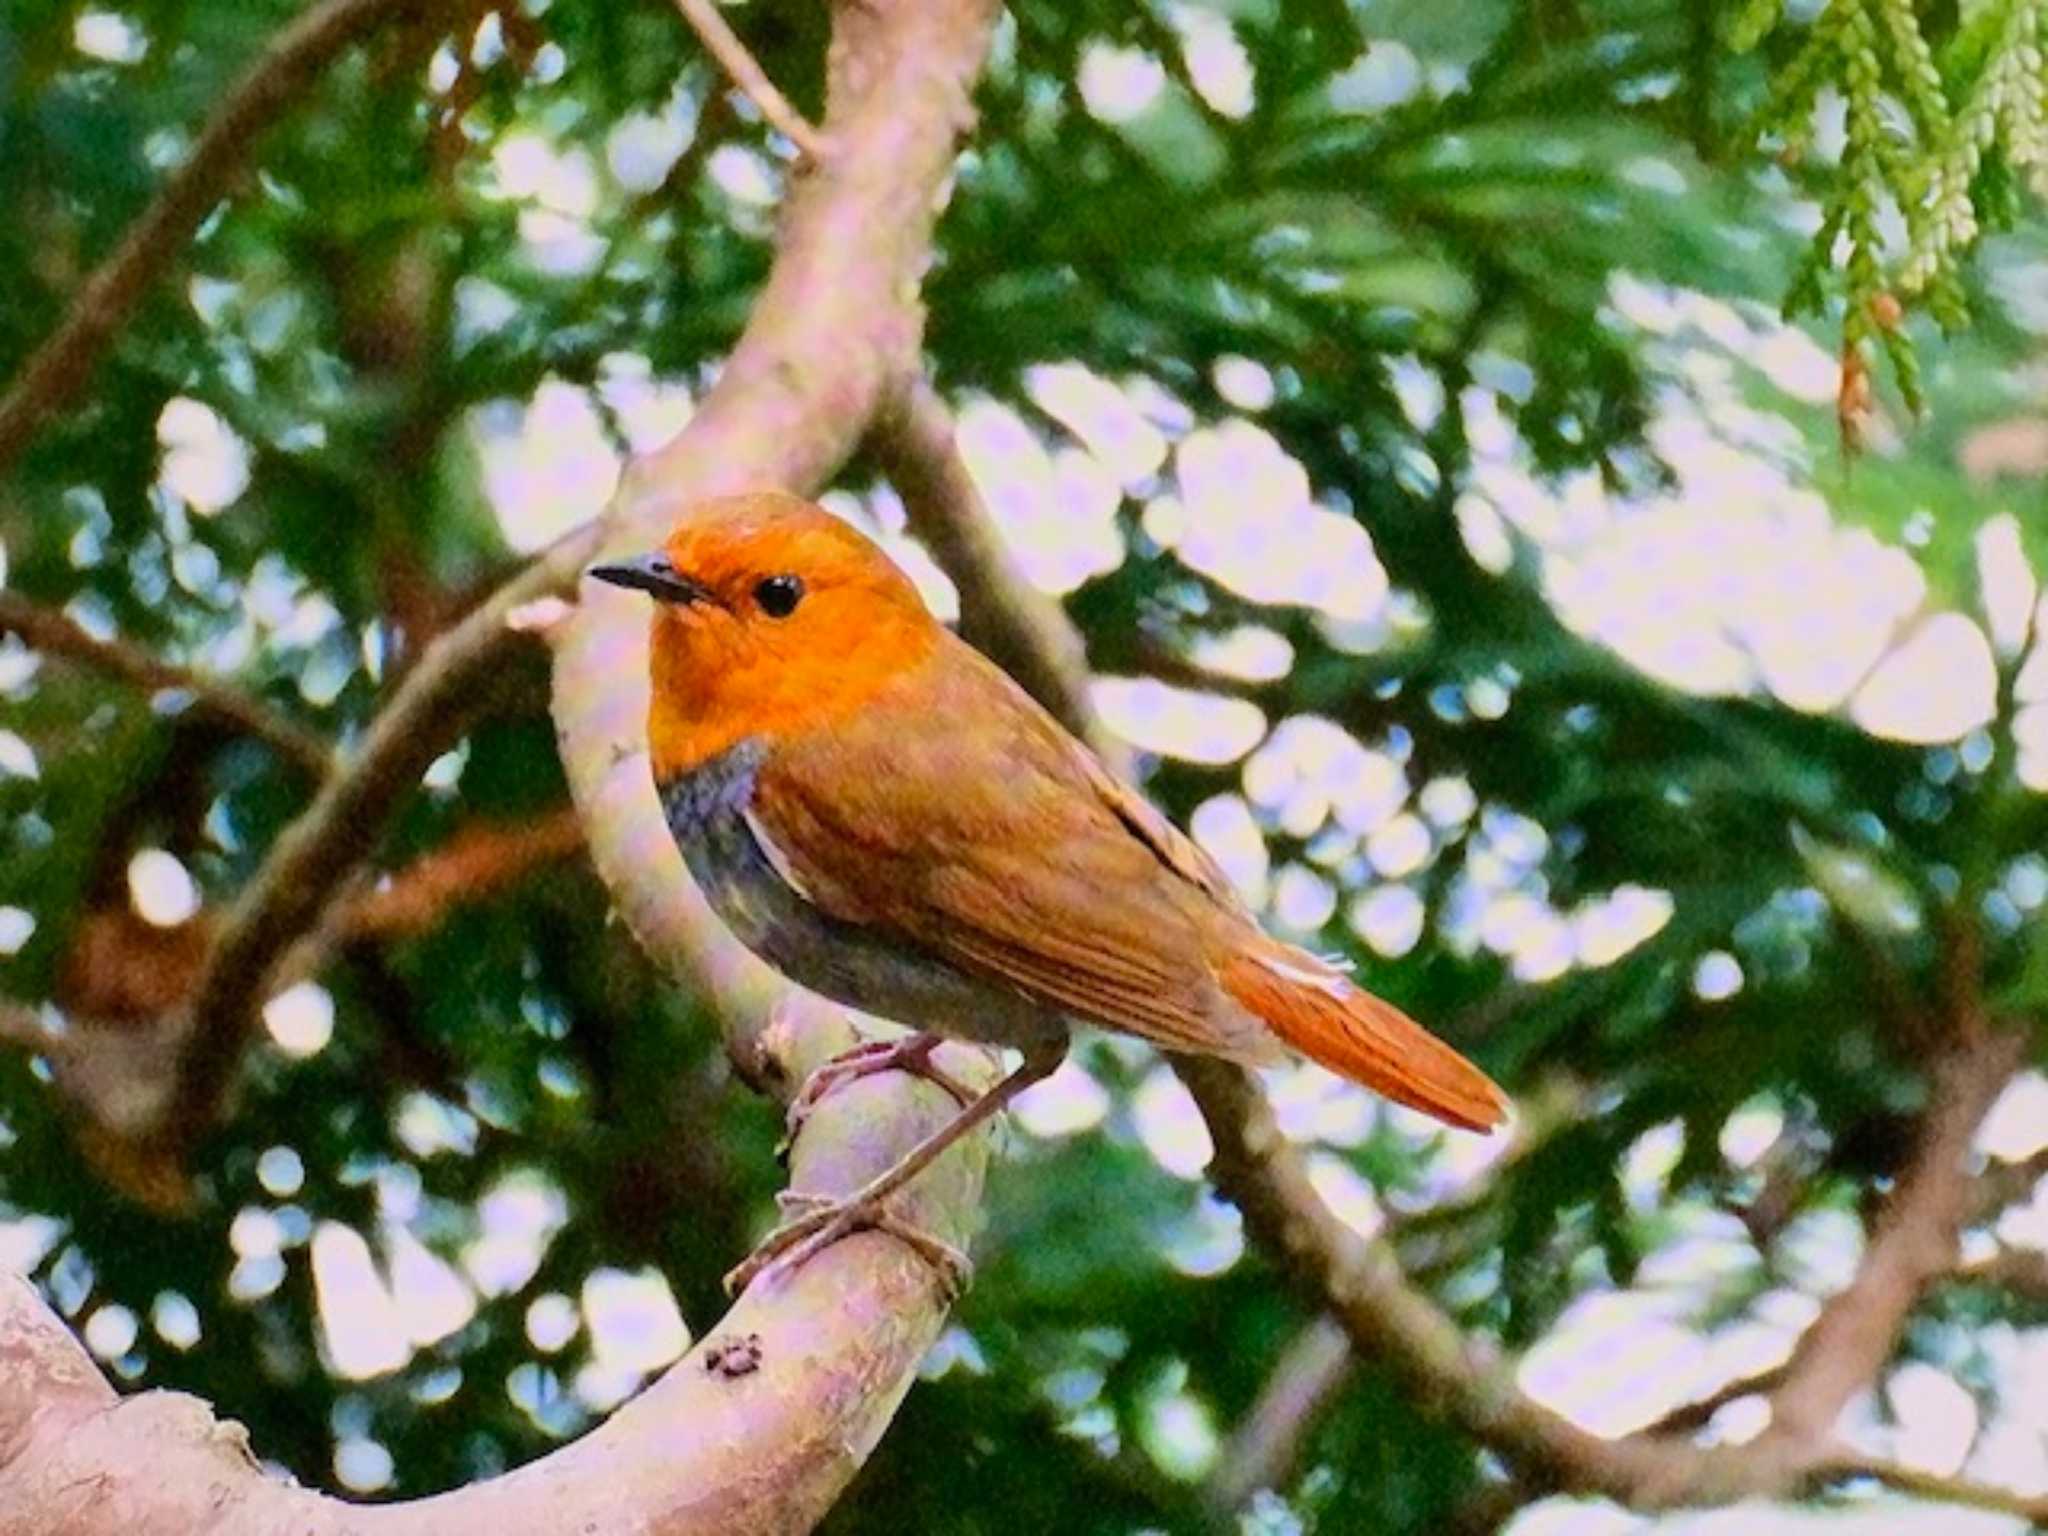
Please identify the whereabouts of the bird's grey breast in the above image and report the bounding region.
[657,740,1057,1049]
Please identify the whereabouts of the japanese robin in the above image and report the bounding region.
[589,492,1506,1291]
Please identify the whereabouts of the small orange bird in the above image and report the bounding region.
[589,492,1506,1291]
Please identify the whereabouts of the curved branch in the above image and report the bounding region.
[1171,1056,1714,1504]
[1760,1030,2024,1446]
[0,0,425,476]
[0,1056,992,1536]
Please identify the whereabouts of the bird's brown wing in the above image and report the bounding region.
[753,633,1507,1129]
[749,636,1261,1057]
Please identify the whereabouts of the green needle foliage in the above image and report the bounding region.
[1738,0,2048,419]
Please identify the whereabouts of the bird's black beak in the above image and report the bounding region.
[586,551,717,607]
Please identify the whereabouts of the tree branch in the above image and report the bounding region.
[1953,1244,2048,1306]
[341,808,585,939]
[1638,1362,1792,1439]
[1201,1313,1356,1521]
[1973,1145,2048,1220]
[1761,1030,2023,1447]
[0,592,332,780]
[1170,1056,1718,1504]
[670,0,829,161]
[872,377,1114,764]
[0,0,428,476]
[1198,1075,1588,1516]
[1807,1453,2048,1525]
[0,1048,994,1536]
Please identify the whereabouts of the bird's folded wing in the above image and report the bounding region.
[749,641,1239,1053]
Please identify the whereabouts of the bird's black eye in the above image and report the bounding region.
[754,573,804,618]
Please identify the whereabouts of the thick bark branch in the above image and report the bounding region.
[0,1055,992,1536]
[0,0,428,476]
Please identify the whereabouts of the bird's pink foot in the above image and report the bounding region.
[724,1189,971,1299]
[733,1038,1063,1300]
[784,1032,974,1141]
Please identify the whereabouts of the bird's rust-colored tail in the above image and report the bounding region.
[1219,940,1508,1132]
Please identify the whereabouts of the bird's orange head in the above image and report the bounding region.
[587,492,941,782]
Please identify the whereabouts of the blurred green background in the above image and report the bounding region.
[4,0,2048,1532]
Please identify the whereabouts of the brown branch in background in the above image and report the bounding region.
[671,0,829,161]
[1953,1245,2048,1307]
[1974,1146,2048,1220]
[163,584,558,1156]
[1198,1074,1587,1516]
[0,0,430,477]
[341,808,585,939]
[1760,1030,2022,1448]
[1201,1314,1355,1522]
[0,592,332,780]
[1808,1454,2048,1525]
[1638,1362,1793,1440]
[873,377,1117,766]
[1171,1056,1715,1505]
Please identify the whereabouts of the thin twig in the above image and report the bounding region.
[1637,1362,1792,1440]
[1952,1244,2048,1306]
[0,0,426,476]
[670,0,829,161]
[0,592,331,780]
[1808,1453,2048,1524]
[1974,1147,2048,1220]
[1201,1314,1355,1519]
